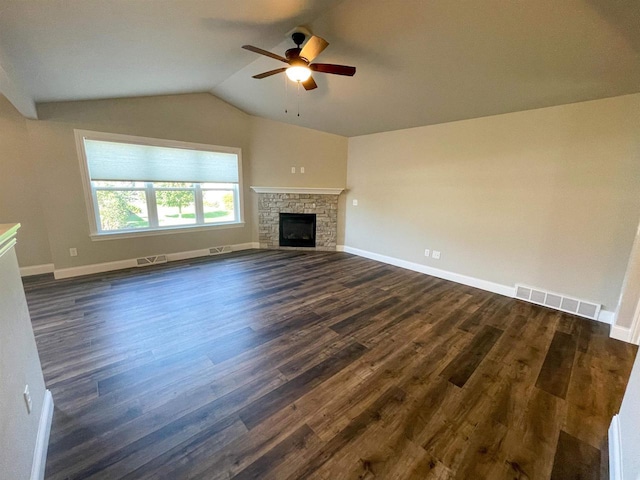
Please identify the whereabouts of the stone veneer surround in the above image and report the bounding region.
[257,193,339,250]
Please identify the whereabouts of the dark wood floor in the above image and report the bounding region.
[23,250,637,479]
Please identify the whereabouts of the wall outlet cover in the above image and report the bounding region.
[432,250,441,259]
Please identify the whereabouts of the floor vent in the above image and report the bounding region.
[136,255,167,267]
[209,246,232,255]
[515,284,601,320]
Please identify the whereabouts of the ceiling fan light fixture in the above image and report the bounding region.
[286,66,311,82]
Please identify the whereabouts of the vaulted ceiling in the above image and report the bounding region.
[1,0,638,136]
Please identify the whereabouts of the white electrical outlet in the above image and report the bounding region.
[24,385,32,414]
[432,250,441,260]
[69,248,78,257]
[291,166,296,174]
[424,249,430,257]
[352,199,358,206]
[300,167,305,174]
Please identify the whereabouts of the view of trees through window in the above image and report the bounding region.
[93,181,236,232]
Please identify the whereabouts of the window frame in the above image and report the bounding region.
[75,130,244,241]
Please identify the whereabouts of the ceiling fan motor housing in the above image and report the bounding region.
[285,48,307,66]
[291,31,306,47]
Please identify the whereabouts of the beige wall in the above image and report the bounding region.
[345,94,640,310]
[0,96,52,266]
[0,232,47,479]
[25,93,254,269]
[248,116,348,243]
[0,93,350,270]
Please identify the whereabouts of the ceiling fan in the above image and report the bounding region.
[242,31,356,91]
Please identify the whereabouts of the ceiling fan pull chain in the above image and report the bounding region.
[297,81,301,117]
[284,75,288,114]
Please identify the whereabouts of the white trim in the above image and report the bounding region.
[597,309,615,325]
[250,186,345,195]
[165,248,211,262]
[342,246,515,298]
[237,242,260,250]
[53,242,259,279]
[164,242,257,262]
[611,324,633,343]
[54,258,135,279]
[608,414,623,480]
[336,244,345,252]
[631,297,640,345]
[30,390,53,480]
[20,264,55,277]
[89,222,245,241]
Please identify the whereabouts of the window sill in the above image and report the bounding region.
[90,222,245,241]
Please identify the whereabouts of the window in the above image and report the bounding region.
[75,130,243,239]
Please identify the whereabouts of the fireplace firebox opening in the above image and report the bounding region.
[279,213,316,248]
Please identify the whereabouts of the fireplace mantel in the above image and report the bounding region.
[250,186,344,195]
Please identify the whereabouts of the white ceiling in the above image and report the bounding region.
[0,0,638,136]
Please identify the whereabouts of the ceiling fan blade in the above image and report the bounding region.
[302,76,317,91]
[242,45,288,63]
[299,35,329,62]
[252,68,287,79]
[310,63,356,76]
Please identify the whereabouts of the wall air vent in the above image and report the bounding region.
[209,246,232,255]
[515,284,601,320]
[136,255,167,266]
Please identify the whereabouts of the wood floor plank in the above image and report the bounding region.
[440,325,503,387]
[288,386,408,479]
[238,341,368,430]
[19,250,636,480]
[231,424,320,480]
[551,430,601,480]
[536,330,577,399]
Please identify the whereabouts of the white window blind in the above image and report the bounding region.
[84,139,240,183]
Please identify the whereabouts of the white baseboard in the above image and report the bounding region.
[165,248,211,262]
[342,246,515,298]
[53,242,259,280]
[54,258,136,279]
[597,309,615,325]
[20,264,54,277]
[236,242,260,250]
[30,390,53,480]
[609,414,623,480]
[611,324,632,343]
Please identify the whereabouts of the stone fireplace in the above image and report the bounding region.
[252,187,343,251]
